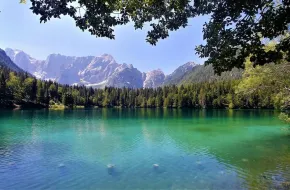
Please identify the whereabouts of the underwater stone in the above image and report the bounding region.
[153,164,159,168]
[58,163,65,168]
[107,164,115,176]
[107,164,115,169]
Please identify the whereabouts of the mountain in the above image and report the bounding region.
[106,64,144,88]
[78,54,119,86]
[143,69,165,88]
[164,62,197,85]
[163,62,242,86]
[44,54,95,84]
[4,48,243,88]
[5,49,147,88]
[0,48,26,73]
[5,48,45,77]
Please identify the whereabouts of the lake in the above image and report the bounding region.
[0,109,289,190]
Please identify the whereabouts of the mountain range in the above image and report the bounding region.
[0,48,243,88]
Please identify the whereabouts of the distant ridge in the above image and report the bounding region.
[5,48,242,88]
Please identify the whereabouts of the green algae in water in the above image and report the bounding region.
[0,109,289,190]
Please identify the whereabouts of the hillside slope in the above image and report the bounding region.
[179,64,243,85]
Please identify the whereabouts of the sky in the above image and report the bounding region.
[0,1,209,74]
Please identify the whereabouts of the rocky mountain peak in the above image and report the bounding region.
[4,48,43,74]
[0,48,25,73]
[5,48,17,59]
[147,69,164,75]
[5,48,30,63]
[100,54,115,62]
[163,61,197,85]
[119,63,134,69]
[115,63,132,71]
[185,62,197,67]
[106,63,143,88]
[143,69,165,88]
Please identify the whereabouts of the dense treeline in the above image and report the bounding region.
[0,65,283,109]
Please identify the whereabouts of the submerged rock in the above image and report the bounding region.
[153,164,159,169]
[107,164,115,169]
[242,158,249,162]
[58,163,65,168]
[107,164,115,175]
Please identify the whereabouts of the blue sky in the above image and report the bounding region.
[0,1,208,74]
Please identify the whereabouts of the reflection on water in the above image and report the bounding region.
[0,109,289,190]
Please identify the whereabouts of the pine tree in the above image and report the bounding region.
[0,71,7,100]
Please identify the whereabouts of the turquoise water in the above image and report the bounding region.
[0,109,290,190]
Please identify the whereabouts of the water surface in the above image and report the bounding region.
[0,109,290,189]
